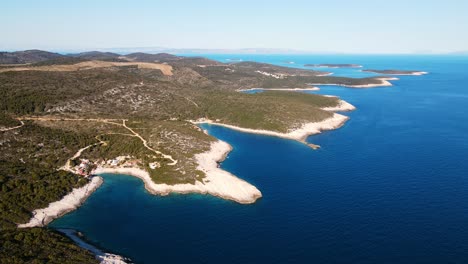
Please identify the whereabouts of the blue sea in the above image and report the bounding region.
[50,55,468,263]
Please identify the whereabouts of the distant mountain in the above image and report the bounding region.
[124,52,180,62]
[449,51,468,55]
[0,49,225,67]
[0,50,64,64]
[163,48,309,54]
[68,51,123,61]
[98,47,312,55]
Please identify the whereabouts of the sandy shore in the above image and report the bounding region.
[58,229,129,264]
[94,140,262,204]
[311,77,399,88]
[237,87,320,92]
[18,177,103,228]
[194,113,349,143]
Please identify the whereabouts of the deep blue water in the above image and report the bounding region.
[50,55,468,263]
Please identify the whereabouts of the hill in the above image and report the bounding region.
[124,52,180,62]
[0,50,64,64]
[68,51,124,61]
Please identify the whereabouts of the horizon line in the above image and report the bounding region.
[1,47,467,56]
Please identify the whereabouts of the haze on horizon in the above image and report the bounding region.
[1,0,467,54]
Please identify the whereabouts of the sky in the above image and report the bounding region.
[1,0,468,54]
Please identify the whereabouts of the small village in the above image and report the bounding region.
[255,70,286,79]
[71,156,160,177]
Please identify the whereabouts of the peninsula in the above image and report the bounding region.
[362,69,428,75]
[0,50,426,263]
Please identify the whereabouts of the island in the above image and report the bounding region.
[362,69,428,75]
[0,50,426,263]
[304,63,363,68]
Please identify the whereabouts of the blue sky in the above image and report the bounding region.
[1,0,467,53]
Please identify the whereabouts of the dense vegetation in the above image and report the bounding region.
[0,50,64,64]
[0,122,95,228]
[0,112,21,127]
[259,75,382,88]
[0,228,97,263]
[0,122,100,262]
[0,69,140,114]
[198,91,337,132]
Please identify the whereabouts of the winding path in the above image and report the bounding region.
[0,120,24,132]
[18,117,178,166]
[122,120,177,165]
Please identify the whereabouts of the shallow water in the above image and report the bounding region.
[51,55,468,263]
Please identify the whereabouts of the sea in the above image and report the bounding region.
[50,54,468,263]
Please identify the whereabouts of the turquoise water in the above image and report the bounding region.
[51,55,468,263]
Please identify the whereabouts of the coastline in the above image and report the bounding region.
[17,139,263,230]
[315,72,334,76]
[15,99,354,225]
[58,229,129,264]
[18,176,103,228]
[194,113,350,143]
[362,70,429,76]
[322,100,356,112]
[94,140,262,204]
[310,77,399,88]
[305,65,363,69]
[94,112,353,204]
[237,87,320,92]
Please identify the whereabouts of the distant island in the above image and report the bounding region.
[304,64,363,68]
[363,69,428,75]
